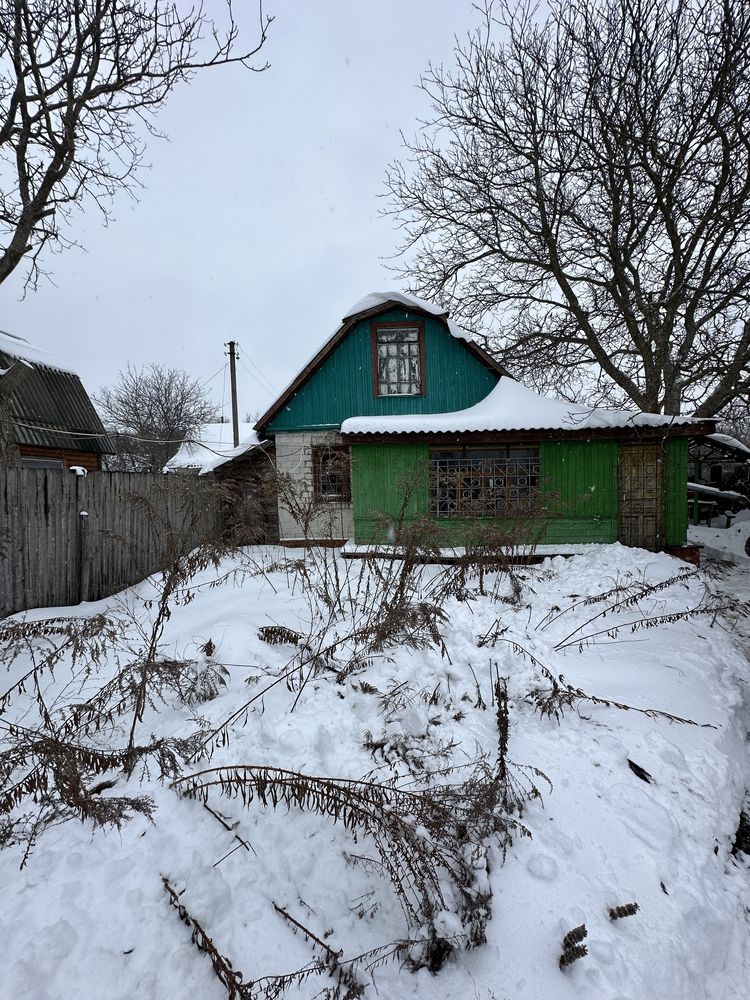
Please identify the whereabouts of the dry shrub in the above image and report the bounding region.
[0,478,235,860]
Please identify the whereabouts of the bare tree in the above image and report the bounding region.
[0,0,271,465]
[0,0,270,289]
[719,398,750,446]
[388,0,750,416]
[95,362,218,471]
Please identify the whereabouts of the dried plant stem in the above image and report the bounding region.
[162,876,252,999]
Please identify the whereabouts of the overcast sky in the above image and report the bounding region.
[0,1,478,423]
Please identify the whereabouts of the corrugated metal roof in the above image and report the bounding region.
[0,349,113,454]
[341,377,710,436]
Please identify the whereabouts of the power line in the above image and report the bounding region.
[237,354,277,397]
[244,352,277,393]
[200,362,227,389]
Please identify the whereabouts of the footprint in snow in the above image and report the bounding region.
[526,853,558,880]
[610,783,677,851]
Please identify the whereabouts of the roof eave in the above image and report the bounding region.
[341,420,717,445]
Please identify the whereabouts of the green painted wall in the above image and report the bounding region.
[265,308,499,432]
[352,439,623,546]
[538,440,619,542]
[352,442,429,542]
[664,438,688,545]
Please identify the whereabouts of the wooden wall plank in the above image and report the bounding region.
[0,470,222,617]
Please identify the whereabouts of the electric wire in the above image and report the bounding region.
[237,353,277,396]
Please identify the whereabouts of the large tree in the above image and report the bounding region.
[95,362,218,471]
[388,0,750,416]
[0,0,270,464]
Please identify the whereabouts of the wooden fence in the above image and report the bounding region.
[0,470,221,618]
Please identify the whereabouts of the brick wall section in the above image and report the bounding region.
[274,431,354,543]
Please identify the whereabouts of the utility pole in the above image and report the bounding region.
[226,340,240,447]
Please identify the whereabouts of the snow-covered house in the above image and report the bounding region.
[255,293,715,554]
[0,329,112,471]
[164,422,260,475]
[164,421,279,543]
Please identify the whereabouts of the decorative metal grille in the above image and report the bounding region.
[429,456,540,517]
[376,327,421,395]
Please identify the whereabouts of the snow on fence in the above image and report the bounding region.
[0,470,221,618]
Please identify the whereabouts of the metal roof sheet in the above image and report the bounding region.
[0,350,112,454]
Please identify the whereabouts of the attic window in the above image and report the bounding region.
[372,322,424,396]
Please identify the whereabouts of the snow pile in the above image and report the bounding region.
[164,422,260,474]
[689,510,750,563]
[1,545,749,999]
[343,377,705,435]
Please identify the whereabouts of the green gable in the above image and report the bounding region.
[263,307,500,433]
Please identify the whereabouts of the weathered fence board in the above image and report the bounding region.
[0,470,220,617]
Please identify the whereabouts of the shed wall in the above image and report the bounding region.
[665,437,688,546]
[19,444,101,472]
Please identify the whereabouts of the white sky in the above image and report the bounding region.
[0,1,478,423]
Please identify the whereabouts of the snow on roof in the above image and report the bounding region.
[342,291,474,343]
[0,328,74,374]
[165,422,260,474]
[341,377,704,436]
[687,481,747,501]
[343,291,448,321]
[706,432,750,459]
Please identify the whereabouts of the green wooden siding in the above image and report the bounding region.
[352,442,429,543]
[266,309,499,432]
[538,440,619,543]
[352,439,623,546]
[664,437,688,546]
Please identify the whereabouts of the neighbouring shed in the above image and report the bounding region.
[164,422,278,544]
[209,440,279,545]
[0,329,112,471]
[689,432,750,493]
[164,422,259,475]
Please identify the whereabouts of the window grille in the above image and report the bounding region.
[375,326,422,396]
[429,449,540,517]
[312,446,351,501]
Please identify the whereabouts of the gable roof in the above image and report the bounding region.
[0,332,112,455]
[254,292,508,432]
[341,376,716,439]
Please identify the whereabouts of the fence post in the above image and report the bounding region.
[78,509,90,603]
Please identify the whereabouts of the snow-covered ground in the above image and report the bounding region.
[1,543,749,1000]
[689,509,750,566]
